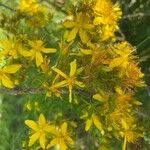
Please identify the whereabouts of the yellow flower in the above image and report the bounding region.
[18,0,42,16]
[0,64,21,88]
[80,44,108,65]
[59,39,73,56]
[63,12,93,43]
[43,75,63,97]
[46,82,63,97]
[109,42,135,69]
[100,25,116,41]
[120,119,143,150]
[93,0,122,41]
[27,10,49,28]
[114,87,136,111]
[0,38,25,59]
[52,59,85,102]
[22,40,56,67]
[121,130,143,150]
[47,122,74,150]
[40,57,51,74]
[18,0,49,28]
[93,0,122,26]
[93,91,108,103]
[123,63,145,88]
[82,112,104,134]
[25,113,55,149]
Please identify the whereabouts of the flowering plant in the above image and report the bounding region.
[0,0,147,149]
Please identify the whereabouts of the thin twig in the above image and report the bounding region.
[0,87,93,97]
[0,88,44,95]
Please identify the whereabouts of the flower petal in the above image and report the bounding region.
[42,48,57,53]
[93,94,104,102]
[3,64,21,74]
[85,118,92,131]
[44,125,56,133]
[19,49,32,57]
[66,136,74,145]
[93,114,104,134]
[28,132,40,147]
[69,59,76,77]
[47,138,59,148]
[39,133,46,149]
[61,122,67,134]
[52,68,68,79]
[25,120,38,131]
[38,114,46,127]
[93,17,103,25]
[109,58,123,69]
[80,48,93,55]
[35,52,43,67]
[60,139,67,150]
[83,24,94,29]
[67,27,78,42]
[63,21,75,28]
[54,80,67,88]
[79,29,89,43]
[75,80,85,88]
[2,74,14,88]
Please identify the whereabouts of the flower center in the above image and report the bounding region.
[67,76,75,85]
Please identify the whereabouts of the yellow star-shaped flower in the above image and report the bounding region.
[84,113,104,134]
[93,0,122,26]
[109,42,135,69]
[63,12,93,43]
[25,113,55,149]
[0,64,21,88]
[47,122,74,150]
[80,44,108,65]
[0,38,25,59]
[21,40,56,67]
[18,0,41,15]
[52,59,85,102]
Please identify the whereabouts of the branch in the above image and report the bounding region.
[122,12,150,19]
[0,87,92,97]
[0,88,44,95]
[0,2,15,12]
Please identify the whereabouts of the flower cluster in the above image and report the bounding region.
[25,114,74,150]
[18,0,50,28]
[0,0,145,149]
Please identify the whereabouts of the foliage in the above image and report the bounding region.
[0,0,149,150]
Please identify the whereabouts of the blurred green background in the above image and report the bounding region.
[0,0,149,149]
